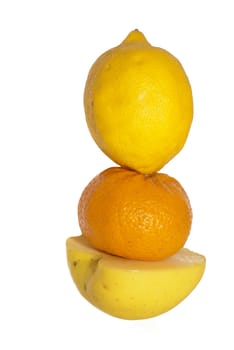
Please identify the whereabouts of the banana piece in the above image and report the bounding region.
[66,236,205,320]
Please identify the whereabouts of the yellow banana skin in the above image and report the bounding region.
[66,236,205,320]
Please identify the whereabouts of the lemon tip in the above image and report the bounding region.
[122,29,150,45]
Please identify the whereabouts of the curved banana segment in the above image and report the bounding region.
[66,236,205,320]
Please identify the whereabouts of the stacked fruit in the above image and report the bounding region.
[66,30,206,320]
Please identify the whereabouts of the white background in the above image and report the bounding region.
[0,0,233,349]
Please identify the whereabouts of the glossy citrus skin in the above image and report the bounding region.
[78,167,192,261]
[84,30,193,174]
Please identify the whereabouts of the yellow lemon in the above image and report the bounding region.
[84,30,193,174]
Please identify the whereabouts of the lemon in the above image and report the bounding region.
[84,30,193,174]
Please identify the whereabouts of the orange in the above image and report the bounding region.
[78,167,192,261]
